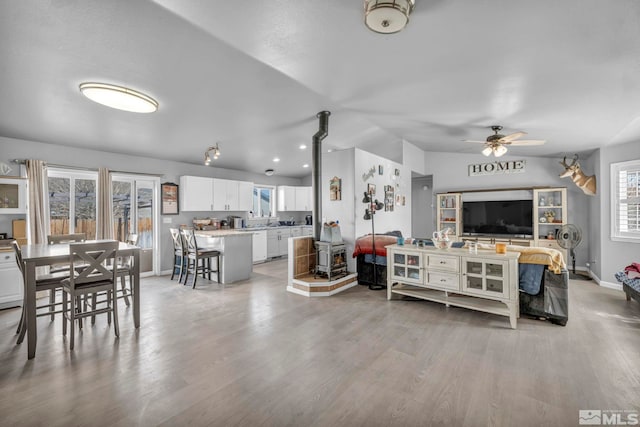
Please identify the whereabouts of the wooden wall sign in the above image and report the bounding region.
[468,160,526,177]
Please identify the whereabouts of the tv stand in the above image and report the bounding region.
[437,187,567,258]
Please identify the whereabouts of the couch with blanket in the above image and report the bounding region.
[615,262,640,304]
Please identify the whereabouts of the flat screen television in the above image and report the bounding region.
[462,200,533,237]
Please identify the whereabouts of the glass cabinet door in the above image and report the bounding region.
[390,251,424,285]
[462,258,509,299]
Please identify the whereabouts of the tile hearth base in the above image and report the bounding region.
[287,273,358,297]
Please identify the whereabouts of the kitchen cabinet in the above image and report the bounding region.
[387,245,520,329]
[277,186,312,211]
[180,176,253,212]
[0,250,22,309]
[267,228,291,258]
[180,176,214,211]
[295,186,312,211]
[0,177,27,214]
[213,178,254,211]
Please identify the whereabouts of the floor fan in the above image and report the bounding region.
[556,224,590,280]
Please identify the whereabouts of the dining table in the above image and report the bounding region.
[20,240,141,359]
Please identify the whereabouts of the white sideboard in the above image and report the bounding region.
[386,245,520,329]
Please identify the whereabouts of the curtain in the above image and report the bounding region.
[25,160,49,244]
[97,167,114,240]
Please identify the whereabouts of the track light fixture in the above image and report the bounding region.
[204,143,221,165]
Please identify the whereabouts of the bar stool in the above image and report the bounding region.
[180,228,221,288]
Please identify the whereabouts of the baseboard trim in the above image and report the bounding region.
[599,281,623,291]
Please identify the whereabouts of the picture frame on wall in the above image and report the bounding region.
[161,182,179,215]
[367,183,376,196]
[330,176,342,201]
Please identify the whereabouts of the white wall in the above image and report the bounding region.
[402,140,427,175]
[322,148,411,272]
[593,140,640,285]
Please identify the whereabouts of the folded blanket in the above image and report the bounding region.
[475,243,566,274]
[352,235,399,258]
[624,262,640,279]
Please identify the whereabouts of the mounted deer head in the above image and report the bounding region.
[559,154,597,196]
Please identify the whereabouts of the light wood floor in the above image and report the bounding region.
[1,260,639,426]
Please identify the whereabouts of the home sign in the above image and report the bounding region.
[468,160,526,176]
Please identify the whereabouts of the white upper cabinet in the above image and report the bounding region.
[277,186,296,212]
[213,178,254,211]
[295,186,312,211]
[278,186,312,212]
[180,176,253,212]
[0,177,27,214]
[237,180,253,212]
[180,176,214,211]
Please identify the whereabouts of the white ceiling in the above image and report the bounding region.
[1,1,640,178]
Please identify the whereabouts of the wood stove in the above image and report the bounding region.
[314,241,347,281]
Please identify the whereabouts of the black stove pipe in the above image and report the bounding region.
[313,111,330,241]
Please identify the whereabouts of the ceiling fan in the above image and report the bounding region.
[464,125,546,157]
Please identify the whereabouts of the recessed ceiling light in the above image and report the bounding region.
[327,149,333,153]
[299,144,307,149]
[273,157,280,162]
[79,82,158,113]
[302,164,309,168]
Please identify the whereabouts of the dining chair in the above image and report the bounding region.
[170,228,186,282]
[180,228,220,288]
[61,241,120,350]
[11,240,69,345]
[115,234,138,306]
[46,233,87,320]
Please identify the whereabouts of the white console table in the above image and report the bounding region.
[386,245,520,329]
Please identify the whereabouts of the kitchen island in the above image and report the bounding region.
[194,230,253,284]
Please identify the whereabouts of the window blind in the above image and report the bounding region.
[612,159,640,241]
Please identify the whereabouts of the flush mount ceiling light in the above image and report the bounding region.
[79,82,158,113]
[204,143,221,165]
[364,0,415,34]
[265,169,275,176]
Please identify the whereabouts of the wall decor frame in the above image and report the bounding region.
[330,176,342,201]
[367,183,376,196]
[161,182,179,215]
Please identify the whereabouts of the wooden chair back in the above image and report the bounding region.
[180,228,198,255]
[68,241,118,288]
[47,233,87,245]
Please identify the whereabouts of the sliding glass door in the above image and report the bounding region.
[112,175,159,275]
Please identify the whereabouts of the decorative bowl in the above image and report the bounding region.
[432,238,453,249]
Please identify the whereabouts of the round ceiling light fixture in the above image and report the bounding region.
[265,169,275,176]
[364,0,415,34]
[79,82,158,113]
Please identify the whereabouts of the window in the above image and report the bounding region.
[48,169,98,239]
[252,186,274,217]
[611,159,640,242]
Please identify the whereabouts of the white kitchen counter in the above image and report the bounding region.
[194,231,253,284]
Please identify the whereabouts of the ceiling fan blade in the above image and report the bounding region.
[463,140,489,143]
[507,139,546,146]
[499,131,527,142]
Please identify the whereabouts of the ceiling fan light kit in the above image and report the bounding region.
[364,0,415,34]
[466,125,545,157]
[79,82,158,113]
